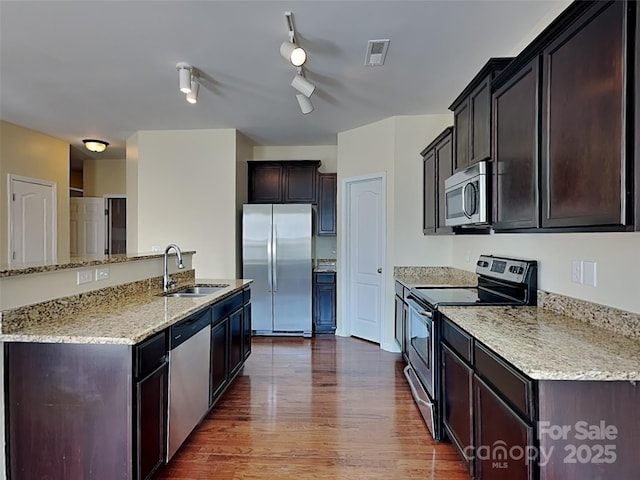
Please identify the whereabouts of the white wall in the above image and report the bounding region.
[127,129,238,278]
[453,232,640,315]
[337,114,457,351]
[393,115,454,266]
[253,145,337,173]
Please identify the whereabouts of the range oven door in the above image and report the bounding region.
[405,297,440,440]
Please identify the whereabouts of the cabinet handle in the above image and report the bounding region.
[377,268,382,274]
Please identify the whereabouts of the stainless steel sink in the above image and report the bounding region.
[162,284,230,298]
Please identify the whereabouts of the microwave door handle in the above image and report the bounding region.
[462,182,477,218]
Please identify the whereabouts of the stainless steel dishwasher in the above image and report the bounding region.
[167,307,211,461]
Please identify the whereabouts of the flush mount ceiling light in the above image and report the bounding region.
[186,74,199,104]
[280,12,306,67]
[82,139,109,153]
[176,62,193,93]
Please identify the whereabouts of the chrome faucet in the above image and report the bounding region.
[163,243,185,292]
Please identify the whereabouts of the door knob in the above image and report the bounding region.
[377,268,382,274]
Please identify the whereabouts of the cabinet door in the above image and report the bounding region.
[313,273,336,333]
[249,163,284,203]
[454,101,470,171]
[541,1,627,228]
[442,344,473,474]
[210,317,229,405]
[423,149,436,234]
[493,58,540,230]
[469,78,492,164]
[317,173,337,235]
[284,164,317,203]
[136,362,168,480]
[243,303,252,360]
[435,131,453,233]
[474,375,534,480]
[229,308,243,376]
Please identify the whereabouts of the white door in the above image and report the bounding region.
[70,197,105,256]
[345,175,385,343]
[9,175,57,265]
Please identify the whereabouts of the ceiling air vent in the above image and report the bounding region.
[364,39,390,66]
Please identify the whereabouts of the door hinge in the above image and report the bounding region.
[12,193,15,201]
[105,209,109,215]
[12,251,16,260]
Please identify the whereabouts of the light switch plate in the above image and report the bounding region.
[571,260,583,284]
[96,267,110,280]
[77,270,93,285]
[583,261,597,287]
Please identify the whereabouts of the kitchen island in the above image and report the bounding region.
[0,254,252,480]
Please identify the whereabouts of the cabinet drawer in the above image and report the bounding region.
[315,272,335,284]
[135,330,167,380]
[474,342,532,420]
[213,291,244,321]
[442,317,472,363]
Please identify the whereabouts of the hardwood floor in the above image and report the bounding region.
[156,336,469,480]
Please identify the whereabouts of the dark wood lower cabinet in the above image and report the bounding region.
[442,344,474,473]
[243,303,252,360]
[229,307,243,376]
[313,272,336,333]
[137,362,168,480]
[210,316,229,404]
[6,343,133,479]
[474,375,534,480]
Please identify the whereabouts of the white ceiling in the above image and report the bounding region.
[0,1,568,161]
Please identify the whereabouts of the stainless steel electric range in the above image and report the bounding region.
[403,255,538,440]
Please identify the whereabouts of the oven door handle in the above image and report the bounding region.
[403,366,433,408]
[406,298,433,318]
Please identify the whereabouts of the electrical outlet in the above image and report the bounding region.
[151,245,162,252]
[96,267,110,281]
[571,260,583,284]
[77,270,93,285]
[583,261,597,287]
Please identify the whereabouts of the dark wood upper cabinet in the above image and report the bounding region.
[421,127,453,235]
[317,173,337,236]
[248,160,320,204]
[492,58,541,230]
[490,0,636,232]
[541,0,627,228]
[450,58,513,173]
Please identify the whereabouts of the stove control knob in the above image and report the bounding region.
[477,260,489,267]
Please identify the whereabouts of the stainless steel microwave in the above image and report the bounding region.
[444,161,489,227]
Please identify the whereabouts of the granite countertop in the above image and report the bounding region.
[0,278,251,345]
[439,305,640,381]
[0,251,197,278]
[394,266,477,288]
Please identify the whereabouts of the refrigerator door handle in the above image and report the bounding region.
[267,221,273,292]
[272,224,278,292]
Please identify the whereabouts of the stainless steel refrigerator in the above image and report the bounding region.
[242,204,312,336]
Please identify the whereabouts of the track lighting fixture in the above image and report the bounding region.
[176,62,193,93]
[82,139,109,153]
[186,74,199,104]
[296,94,313,114]
[281,12,307,67]
[291,73,315,98]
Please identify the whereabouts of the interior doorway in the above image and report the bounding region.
[105,196,127,254]
[341,173,386,344]
[8,174,57,265]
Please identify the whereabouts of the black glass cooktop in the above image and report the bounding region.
[410,286,518,308]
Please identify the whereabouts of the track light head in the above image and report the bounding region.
[280,41,306,67]
[186,76,199,104]
[291,74,315,98]
[296,94,313,114]
[176,62,193,93]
